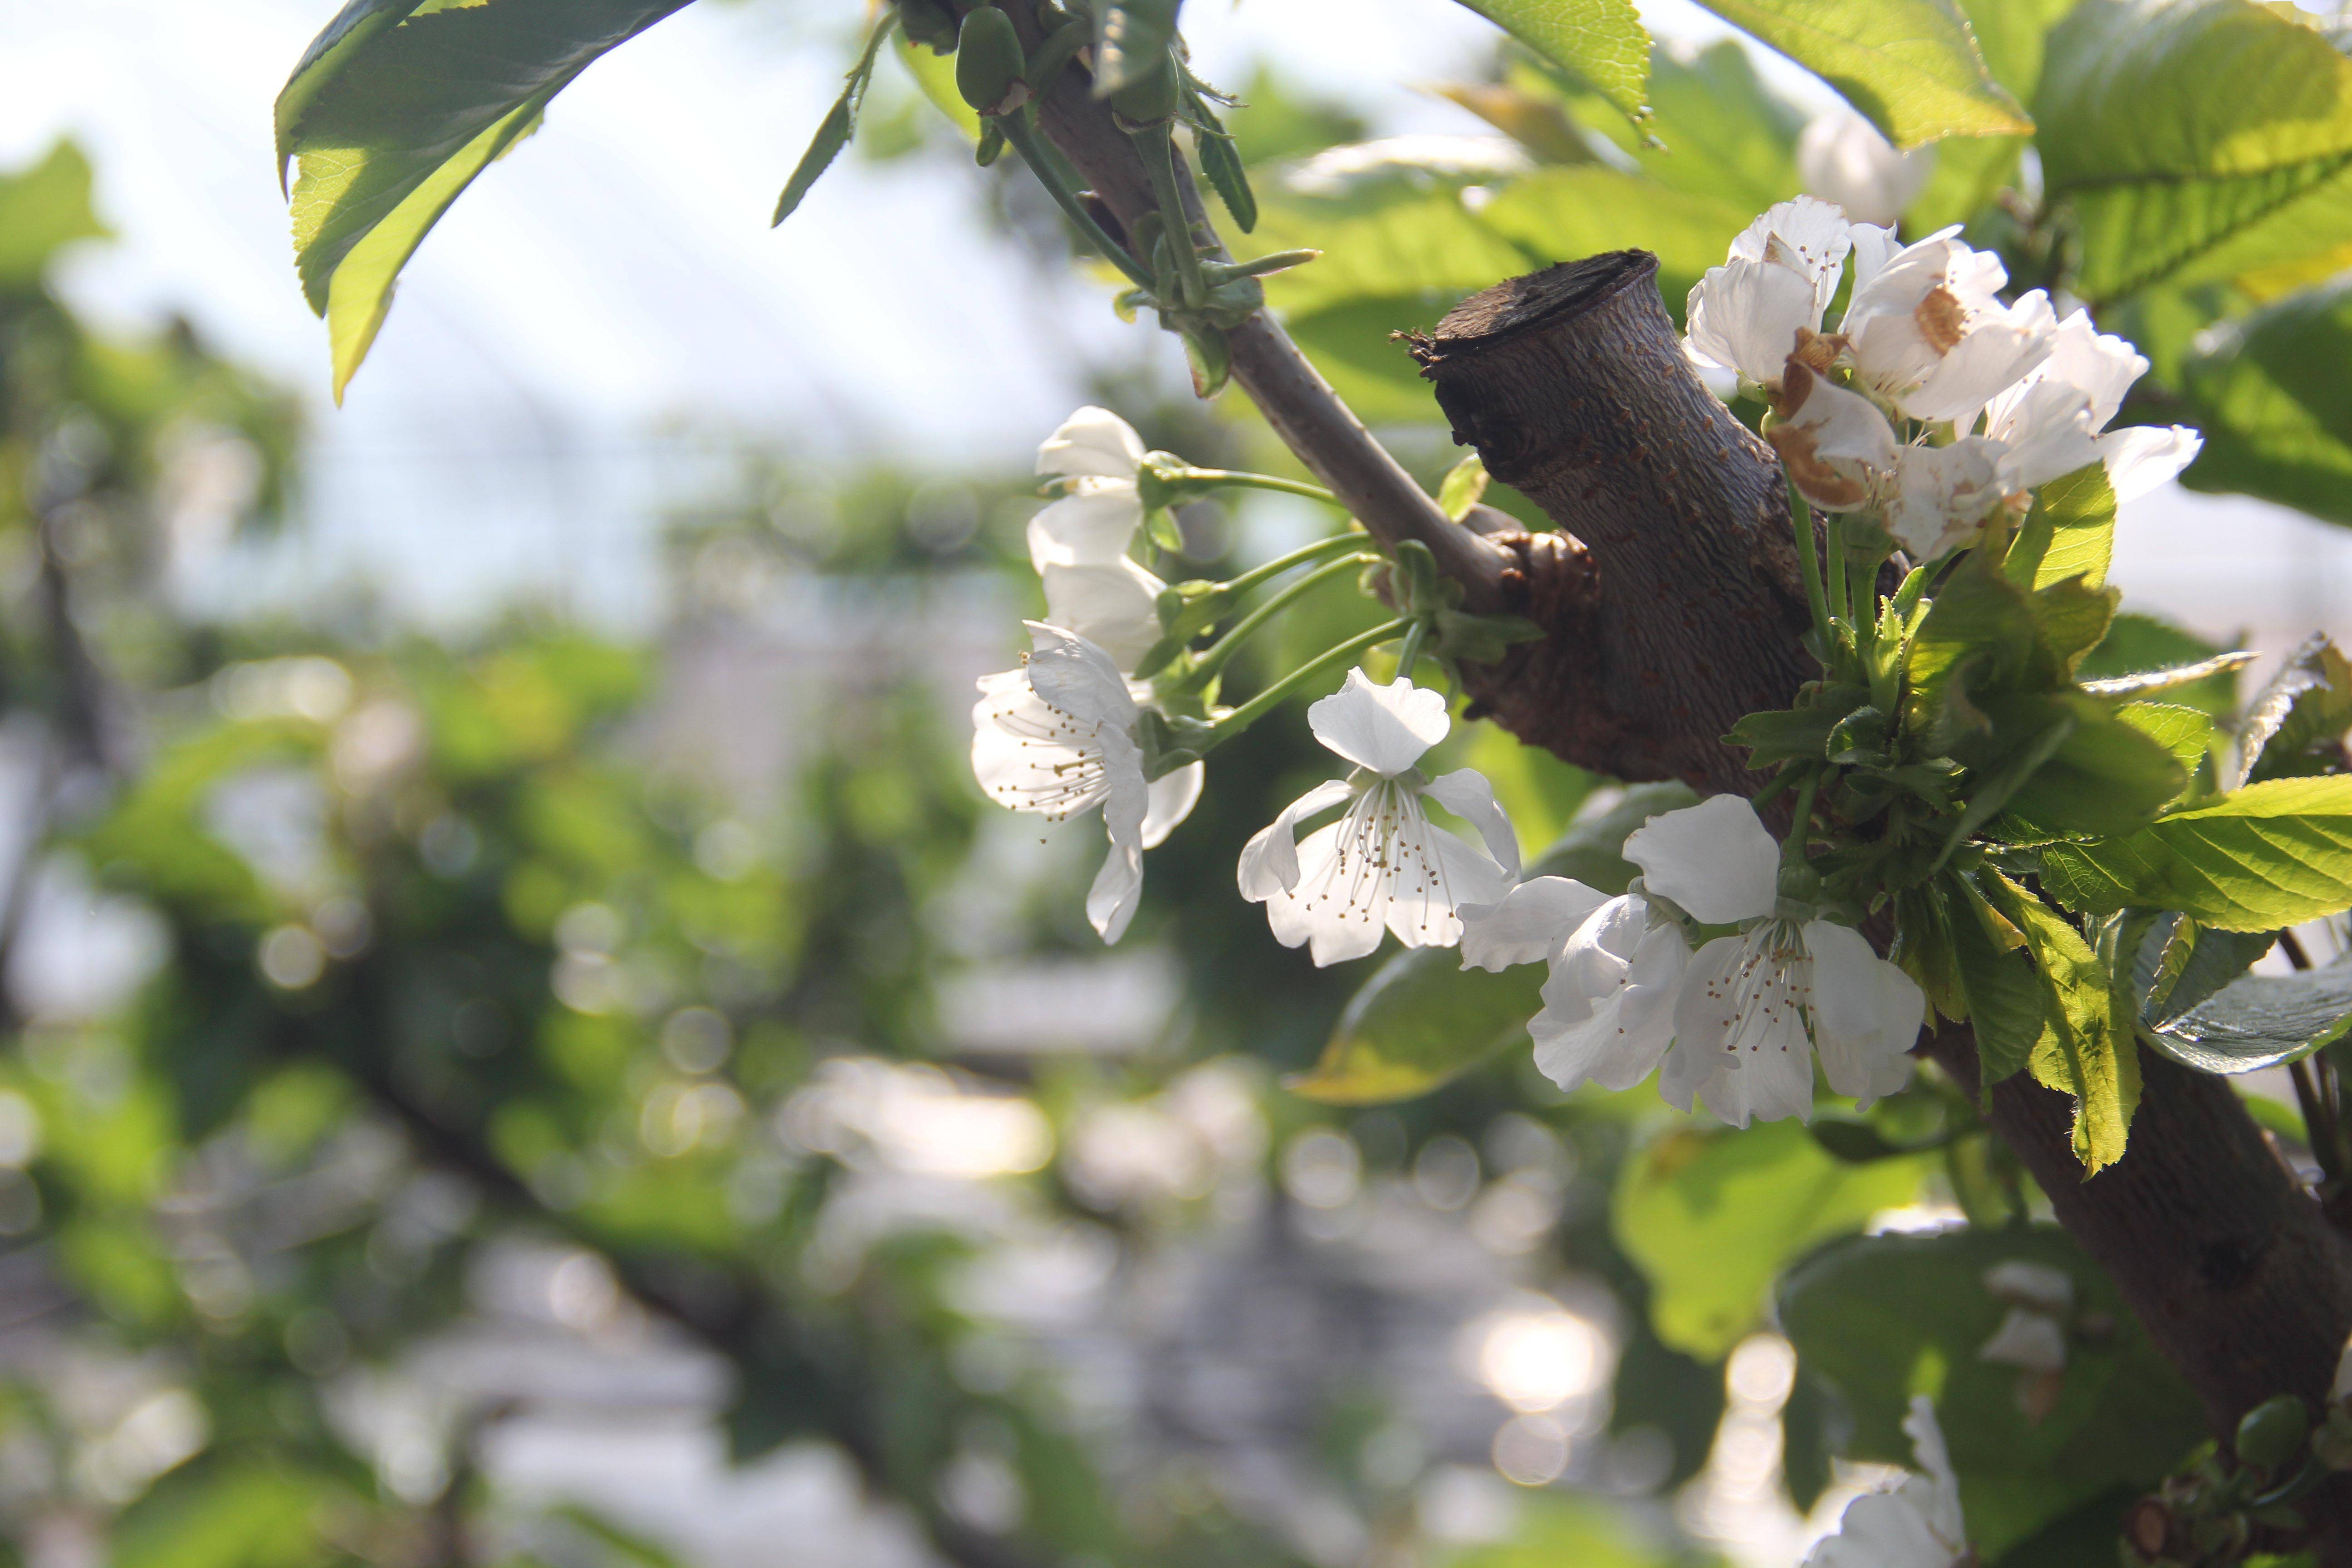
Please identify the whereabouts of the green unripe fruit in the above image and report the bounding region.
[1107,50,1178,123]
[2236,1395,2311,1472]
[955,7,1029,116]
[896,0,960,53]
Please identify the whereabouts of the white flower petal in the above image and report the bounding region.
[1384,816,1515,951]
[1041,561,1167,674]
[1887,437,2008,561]
[1805,919,1922,1107]
[1028,485,1144,571]
[1899,289,2056,425]
[1458,876,1610,972]
[1307,670,1450,775]
[1848,222,1900,297]
[1686,258,1828,389]
[1531,904,1688,1092]
[1729,196,1855,318]
[2041,310,2148,430]
[1984,1259,2075,1313]
[1796,108,1934,229]
[1978,1307,2068,1373]
[1141,761,1204,849]
[1238,779,1355,900]
[1769,363,1902,513]
[1421,767,1521,881]
[1666,928,1816,1126]
[1036,405,1147,480]
[2097,423,2201,502]
[1023,621,1141,727]
[1987,378,2102,493]
[1624,795,1781,926]
[1262,820,1390,966]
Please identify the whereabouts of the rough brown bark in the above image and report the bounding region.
[1411,254,1816,795]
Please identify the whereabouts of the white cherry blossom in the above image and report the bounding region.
[1625,797,1922,1127]
[971,622,1201,943]
[1983,311,2202,500]
[1770,363,2012,560]
[1842,228,2056,423]
[1686,196,1855,392]
[1460,877,1692,1093]
[1042,558,1167,673]
[1030,406,1149,570]
[1803,1397,1970,1568]
[1797,108,1934,229]
[1240,671,1519,966]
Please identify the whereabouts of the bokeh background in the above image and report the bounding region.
[0,3,2344,1568]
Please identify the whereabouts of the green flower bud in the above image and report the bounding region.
[2236,1395,2311,1472]
[955,7,1029,116]
[1107,50,1179,123]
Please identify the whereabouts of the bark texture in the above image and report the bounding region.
[1412,254,1816,795]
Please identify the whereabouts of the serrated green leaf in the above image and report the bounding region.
[2037,0,2352,302]
[1981,871,2140,1171]
[2240,633,2352,786]
[2038,776,2352,930]
[2146,954,2352,1074]
[2003,464,2116,593]
[2132,912,2274,1024]
[1984,695,2187,840]
[1949,872,2049,1086]
[1438,452,1491,519]
[2180,278,2352,528]
[1905,0,2077,230]
[1452,0,1654,124]
[1474,167,1761,328]
[279,0,693,395]
[2116,701,2216,784]
[773,17,894,228]
[1289,783,1695,1104]
[1778,1227,2204,1558]
[1688,0,2031,149]
[1192,113,1258,232]
[1615,1121,1931,1358]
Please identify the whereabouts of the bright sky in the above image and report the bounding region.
[5,0,2347,652]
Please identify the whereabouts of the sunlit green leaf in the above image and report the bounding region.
[2240,634,2352,785]
[2039,775,2352,931]
[1981,871,2140,1171]
[2037,0,2352,301]
[1451,0,1654,124]
[279,0,694,395]
[0,138,111,289]
[1614,1120,1931,1358]
[2179,277,2352,527]
[1689,0,2031,148]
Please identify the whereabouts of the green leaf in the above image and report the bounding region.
[774,18,894,228]
[279,0,694,397]
[2039,776,2352,930]
[1981,871,2141,1171]
[1949,871,2050,1087]
[1727,706,1842,766]
[2146,955,2352,1074]
[1190,96,1259,232]
[2133,912,2274,1023]
[2079,612,2243,720]
[0,139,111,290]
[1475,167,1762,329]
[1614,1120,1931,1358]
[2241,633,2352,786]
[1289,783,1696,1104]
[1778,1227,2205,1558]
[2003,464,2117,593]
[1529,39,1808,213]
[1983,694,2189,840]
[1687,0,2032,148]
[2180,278,2352,528]
[1438,452,1492,519]
[1906,0,2078,230]
[2117,701,2217,783]
[2037,0,2352,302]
[1451,0,1654,124]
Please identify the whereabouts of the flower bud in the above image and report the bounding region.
[1107,50,1179,123]
[956,7,1030,116]
[2236,1395,2311,1472]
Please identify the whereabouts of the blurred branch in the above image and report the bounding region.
[308,1014,1047,1568]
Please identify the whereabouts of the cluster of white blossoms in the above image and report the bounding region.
[975,412,1925,1127]
[1804,1397,1972,1568]
[1685,196,2202,562]
[1460,795,1923,1127]
[970,408,1203,943]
